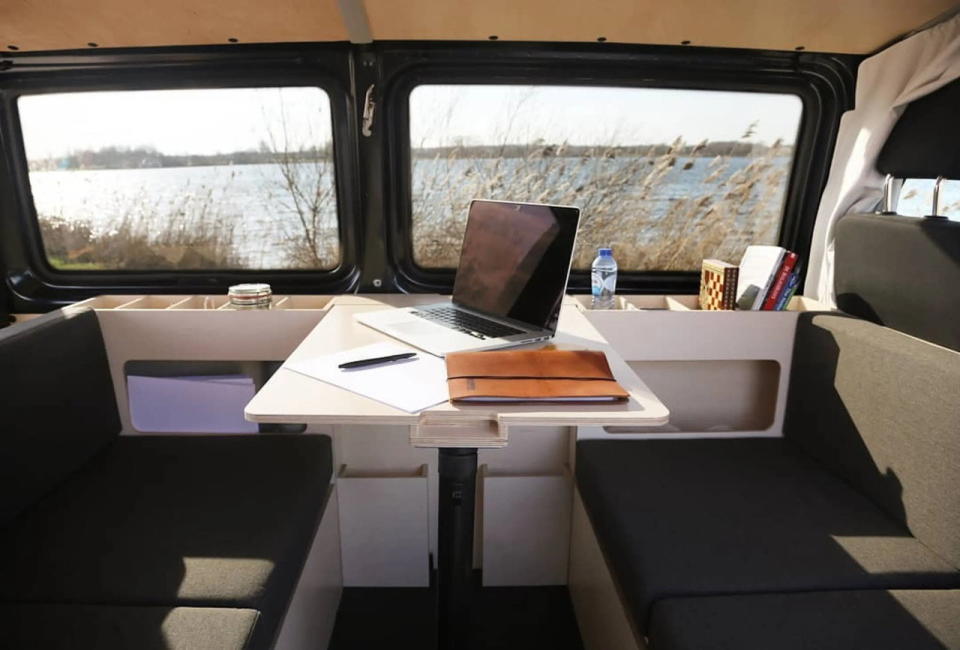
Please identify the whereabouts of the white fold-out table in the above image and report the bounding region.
[245,294,669,648]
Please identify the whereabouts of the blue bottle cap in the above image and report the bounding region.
[599,247,613,256]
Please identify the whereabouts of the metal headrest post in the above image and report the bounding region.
[879,174,901,215]
[929,176,947,219]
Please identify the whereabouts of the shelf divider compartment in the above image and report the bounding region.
[582,303,802,437]
[336,464,430,587]
[480,464,572,586]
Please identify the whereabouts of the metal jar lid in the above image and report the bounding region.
[228,283,272,309]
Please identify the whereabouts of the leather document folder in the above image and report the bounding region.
[445,349,630,404]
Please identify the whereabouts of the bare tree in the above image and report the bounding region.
[263,92,339,269]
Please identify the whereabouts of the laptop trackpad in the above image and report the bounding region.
[389,320,449,337]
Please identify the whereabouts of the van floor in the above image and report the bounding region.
[328,574,584,649]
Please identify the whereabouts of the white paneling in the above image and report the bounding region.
[92,306,328,434]
[482,470,572,586]
[274,485,343,650]
[333,425,438,563]
[337,465,430,587]
[568,489,644,650]
[583,309,799,438]
[478,426,570,475]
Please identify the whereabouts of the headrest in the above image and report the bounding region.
[877,77,960,180]
[834,212,960,352]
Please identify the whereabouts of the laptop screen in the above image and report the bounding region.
[452,200,581,332]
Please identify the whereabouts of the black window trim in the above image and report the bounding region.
[0,42,856,307]
[377,42,856,295]
[0,45,362,305]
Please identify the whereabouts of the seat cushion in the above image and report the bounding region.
[0,308,120,524]
[0,604,259,650]
[0,434,332,650]
[786,313,960,567]
[649,590,960,650]
[576,438,960,633]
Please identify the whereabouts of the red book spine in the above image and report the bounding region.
[761,252,798,310]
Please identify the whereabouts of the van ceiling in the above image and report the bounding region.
[2,0,956,54]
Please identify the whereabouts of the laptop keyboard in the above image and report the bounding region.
[412,306,524,339]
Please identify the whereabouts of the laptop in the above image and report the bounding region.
[356,199,581,357]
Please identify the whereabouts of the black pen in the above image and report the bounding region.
[338,352,418,369]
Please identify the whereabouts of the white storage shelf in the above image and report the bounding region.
[480,465,572,587]
[71,294,334,311]
[71,295,334,435]
[576,294,832,440]
[571,293,830,312]
[336,464,430,587]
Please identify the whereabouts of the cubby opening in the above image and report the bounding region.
[480,464,572,586]
[337,464,430,587]
[607,359,780,433]
[123,360,305,434]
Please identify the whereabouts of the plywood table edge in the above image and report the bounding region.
[243,410,420,426]
[499,410,670,430]
[244,297,672,443]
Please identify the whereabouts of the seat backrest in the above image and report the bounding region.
[0,308,121,525]
[834,212,960,353]
[839,76,960,352]
[876,77,960,180]
[784,313,960,568]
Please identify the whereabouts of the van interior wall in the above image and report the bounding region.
[805,12,960,305]
[1,0,956,54]
[0,43,859,311]
[84,293,805,588]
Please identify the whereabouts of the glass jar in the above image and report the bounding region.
[228,283,272,309]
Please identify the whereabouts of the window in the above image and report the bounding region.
[19,87,339,271]
[897,178,960,221]
[408,84,803,271]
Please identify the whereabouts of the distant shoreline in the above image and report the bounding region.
[29,141,792,172]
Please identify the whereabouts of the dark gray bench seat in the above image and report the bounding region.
[577,438,960,633]
[0,309,334,649]
[576,313,960,647]
[649,590,960,650]
[0,435,332,650]
[0,604,260,650]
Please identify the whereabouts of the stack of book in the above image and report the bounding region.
[734,245,801,311]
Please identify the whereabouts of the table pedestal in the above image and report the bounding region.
[437,447,478,650]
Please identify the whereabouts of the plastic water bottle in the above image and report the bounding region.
[591,247,618,309]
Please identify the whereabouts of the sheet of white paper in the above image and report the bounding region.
[128,375,259,433]
[285,342,449,413]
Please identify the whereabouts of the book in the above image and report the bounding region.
[774,269,801,311]
[736,245,787,310]
[699,259,739,310]
[760,251,799,310]
[445,349,629,403]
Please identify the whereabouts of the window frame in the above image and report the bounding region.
[0,45,361,303]
[379,43,854,294]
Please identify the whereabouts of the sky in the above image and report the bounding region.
[19,87,332,159]
[410,85,803,148]
[18,83,803,160]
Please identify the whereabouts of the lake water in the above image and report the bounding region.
[29,163,339,268]
[29,158,959,269]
